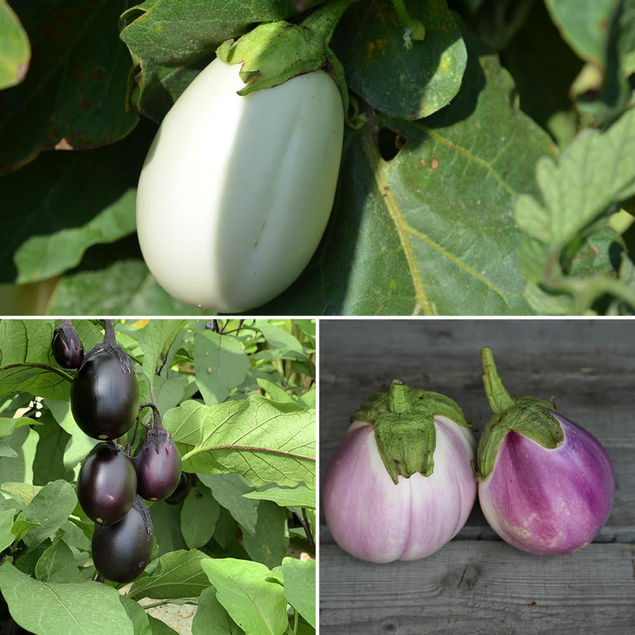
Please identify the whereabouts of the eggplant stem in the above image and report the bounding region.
[138,402,162,429]
[388,379,411,414]
[102,319,116,346]
[302,0,358,42]
[481,347,514,414]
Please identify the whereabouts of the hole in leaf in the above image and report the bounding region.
[377,127,405,161]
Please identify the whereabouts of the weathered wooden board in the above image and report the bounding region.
[319,543,635,634]
[319,319,635,632]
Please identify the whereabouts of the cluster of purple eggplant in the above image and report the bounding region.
[52,320,183,582]
[323,347,615,562]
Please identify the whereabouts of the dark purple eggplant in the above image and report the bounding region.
[134,403,181,501]
[92,496,153,583]
[52,320,84,369]
[77,442,136,525]
[70,320,138,440]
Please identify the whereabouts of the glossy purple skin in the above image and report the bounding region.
[133,431,181,501]
[77,443,136,525]
[324,416,476,563]
[71,349,138,440]
[478,413,615,555]
[52,325,84,369]
[92,497,153,583]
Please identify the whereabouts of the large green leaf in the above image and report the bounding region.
[193,330,250,406]
[545,0,619,65]
[242,484,315,509]
[545,0,635,122]
[201,558,288,635]
[0,561,134,635]
[0,0,138,173]
[46,399,98,470]
[516,107,635,246]
[197,473,259,535]
[119,0,302,121]
[0,0,30,90]
[34,538,84,583]
[192,587,245,635]
[180,484,221,549]
[515,106,635,313]
[134,319,190,387]
[21,479,76,548]
[32,412,73,485]
[332,0,467,119]
[242,502,288,568]
[0,416,36,438]
[0,428,38,485]
[0,319,55,365]
[149,501,186,558]
[0,320,72,400]
[47,258,210,315]
[128,549,210,601]
[0,126,151,285]
[281,558,315,628]
[164,396,316,489]
[265,31,554,315]
[0,508,16,551]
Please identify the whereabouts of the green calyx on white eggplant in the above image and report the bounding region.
[353,378,471,483]
[216,0,358,112]
[476,347,564,481]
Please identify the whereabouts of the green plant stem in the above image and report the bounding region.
[542,247,635,313]
[141,598,197,609]
[293,608,299,633]
[388,379,411,414]
[0,362,73,383]
[481,348,514,414]
[138,402,162,430]
[102,319,116,346]
[300,507,315,553]
[391,0,426,41]
[302,0,359,41]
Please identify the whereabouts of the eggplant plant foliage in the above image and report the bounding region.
[0,318,317,635]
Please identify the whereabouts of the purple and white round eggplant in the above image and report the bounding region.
[479,412,614,555]
[477,348,615,556]
[323,380,476,563]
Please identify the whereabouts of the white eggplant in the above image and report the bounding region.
[136,57,343,312]
[323,379,477,563]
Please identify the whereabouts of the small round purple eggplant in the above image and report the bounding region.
[70,321,138,440]
[51,320,84,369]
[133,403,181,501]
[477,348,615,556]
[92,496,153,583]
[77,442,136,525]
[324,379,476,563]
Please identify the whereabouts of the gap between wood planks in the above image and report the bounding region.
[320,525,635,544]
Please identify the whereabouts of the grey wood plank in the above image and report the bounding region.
[319,318,635,535]
[319,543,635,634]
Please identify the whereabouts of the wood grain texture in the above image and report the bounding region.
[319,543,635,634]
[319,319,635,632]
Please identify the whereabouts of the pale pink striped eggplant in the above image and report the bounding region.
[323,379,476,563]
[477,348,615,556]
